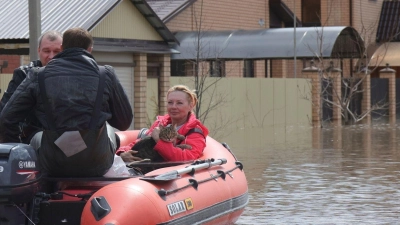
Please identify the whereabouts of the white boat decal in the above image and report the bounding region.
[160,192,249,225]
[167,200,187,216]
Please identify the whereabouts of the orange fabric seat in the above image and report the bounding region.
[116,130,139,147]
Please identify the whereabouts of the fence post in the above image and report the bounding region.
[356,67,371,125]
[379,63,396,124]
[302,60,321,128]
[325,61,342,126]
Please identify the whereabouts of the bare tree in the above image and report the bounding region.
[181,0,233,139]
[303,2,393,125]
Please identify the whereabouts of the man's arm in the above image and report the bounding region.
[0,67,28,112]
[105,66,133,131]
[0,74,37,143]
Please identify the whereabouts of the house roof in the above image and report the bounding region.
[0,0,120,40]
[171,26,364,60]
[146,0,195,22]
[369,42,400,67]
[0,0,177,44]
[376,0,400,43]
[130,0,178,44]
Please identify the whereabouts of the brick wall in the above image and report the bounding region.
[283,60,303,78]
[379,68,396,121]
[167,0,269,32]
[271,59,287,78]
[225,61,242,78]
[351,0,383,44]
[254,60,266,78]
[158,54,171,116]
[341,58,353,78]
[0,55,21,73]
[302,65,321,127]
[198,61,210,77]
[321,0,350,26]
[133,53,148,129]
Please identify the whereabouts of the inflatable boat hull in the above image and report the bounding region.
[81,131,248,225]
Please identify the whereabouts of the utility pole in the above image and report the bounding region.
[29,0,41,61]
[293,1,297,78]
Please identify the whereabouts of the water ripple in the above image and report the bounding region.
[234,124,400,225]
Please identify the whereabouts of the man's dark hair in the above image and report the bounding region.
[62,27,93,50]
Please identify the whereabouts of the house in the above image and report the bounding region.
[0,0,395,128]
[0,0,179,129]
[369,0,400,78]
[147,0,384,79]
[147,0,400,126]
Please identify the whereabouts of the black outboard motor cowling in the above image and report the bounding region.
[0,143,41,204]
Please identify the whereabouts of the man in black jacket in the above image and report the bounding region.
[0,30,62,143]
[0,28,133,177]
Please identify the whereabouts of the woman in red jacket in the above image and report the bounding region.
[117,85,209,162]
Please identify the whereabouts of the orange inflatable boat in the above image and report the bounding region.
[81,130,249,224]
[0,130,248,225]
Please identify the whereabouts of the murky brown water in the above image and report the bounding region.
[225,122,400,225]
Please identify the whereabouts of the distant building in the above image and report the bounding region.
[148,0,385,78]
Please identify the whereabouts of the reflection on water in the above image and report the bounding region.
[225,123,400,224]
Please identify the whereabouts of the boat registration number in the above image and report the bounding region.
[167,198,193,216]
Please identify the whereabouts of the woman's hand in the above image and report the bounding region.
[151,127,160,142]
[119,150,142,162]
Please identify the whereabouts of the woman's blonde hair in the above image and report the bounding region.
[167,85,197,108]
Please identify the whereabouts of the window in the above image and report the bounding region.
[243,60,254,77]
[209,60,225,77]
[302,0,321,27]
[171,60,186,76]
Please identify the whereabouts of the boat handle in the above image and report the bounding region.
[90,196,111,221]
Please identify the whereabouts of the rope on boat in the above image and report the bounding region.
[13,202,36,225]
[157,161,244,197]
[26,190,97,223]
[57,190,97,200]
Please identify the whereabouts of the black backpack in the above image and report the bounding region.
[36,66,113,177]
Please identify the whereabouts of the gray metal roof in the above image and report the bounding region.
[0,0,177,44]
[0,0,120,39]
[376,0,400,42]
[94,38,179,54]
[146,0,194,22]
[171,26,365,60]
[130,0,178,44]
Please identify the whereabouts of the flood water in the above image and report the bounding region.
[225,122,400,225]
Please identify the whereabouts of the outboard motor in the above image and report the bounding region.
[0,143,41,224]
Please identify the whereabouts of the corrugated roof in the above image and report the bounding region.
[376,0,400,42]
[146,0,194,22]
[130,0,178,44]
[172,26,364,60]
[0,0,121,39]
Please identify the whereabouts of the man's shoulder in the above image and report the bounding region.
[102,65,115,74]
[100,65,118,81]
[24,66,44,81]
[16,60,42,74]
